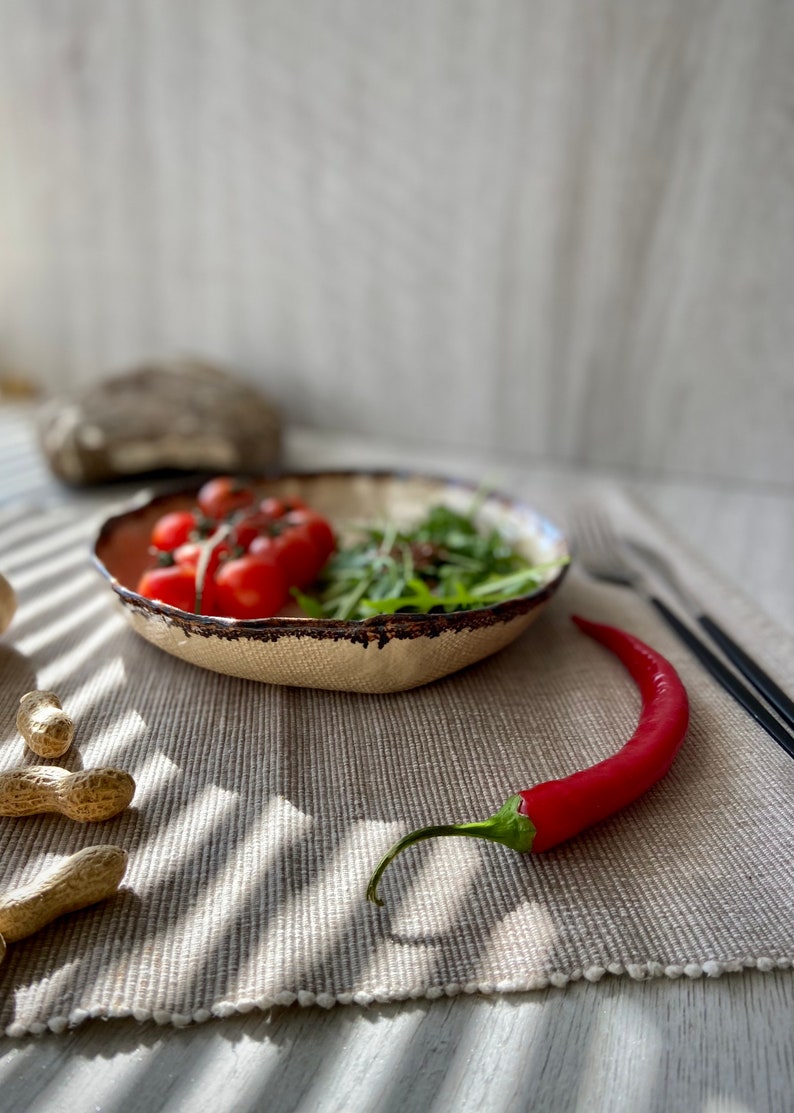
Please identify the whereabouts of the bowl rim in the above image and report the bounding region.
[92,468,571,640]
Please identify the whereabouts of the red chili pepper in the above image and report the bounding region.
[366,614,690,906]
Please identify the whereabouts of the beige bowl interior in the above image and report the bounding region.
[94,472,570,693]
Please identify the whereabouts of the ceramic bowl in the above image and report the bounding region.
[92,471,570,693]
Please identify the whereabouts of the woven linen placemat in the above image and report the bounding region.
[0,491,792,1037]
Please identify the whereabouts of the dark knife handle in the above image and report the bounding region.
[696,613,794,733]
[649,597,794,761]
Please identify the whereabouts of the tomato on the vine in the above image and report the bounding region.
[136,477,337,620]
[250,527,319,588]
[137,565,198,612]
[173,539,233,580]
[283,509,336,564]
[214,554,289,619]
[230,512,275,551]
[259,496,307,520]
[150,511,198,552]
[197,476,255,520]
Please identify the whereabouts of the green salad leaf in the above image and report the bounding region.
[293,502,567,621]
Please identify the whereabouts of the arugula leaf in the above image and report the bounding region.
[293,502,567,621]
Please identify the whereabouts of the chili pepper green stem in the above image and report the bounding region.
[366,794,536,906]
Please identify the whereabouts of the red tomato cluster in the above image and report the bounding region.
[136,477,335,619]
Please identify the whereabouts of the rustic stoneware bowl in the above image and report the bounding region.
[93,471,570,693]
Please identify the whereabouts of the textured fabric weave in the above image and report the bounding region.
[0,493,792,1036]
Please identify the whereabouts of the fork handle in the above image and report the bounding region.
[696,613,794,733]
[649,597,794,761]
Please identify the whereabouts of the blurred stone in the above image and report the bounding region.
[37,359,283,485]
[0,373,39,400]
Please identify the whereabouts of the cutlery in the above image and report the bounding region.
[626,537,794,734]
[572,503,794,761]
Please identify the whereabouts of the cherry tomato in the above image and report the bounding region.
[174,539,233,580]
[230,511,276,551]
[150,511,198,552]
[247,534,278,561]
[214,554,289,619]
[250,527,319,588]
[197,476,255,520]
[137,565,198,612]
[283,509,336,565]
[259,496,307,520]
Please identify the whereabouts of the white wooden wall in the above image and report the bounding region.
[1,0,792,485]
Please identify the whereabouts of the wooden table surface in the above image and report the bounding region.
[1,406,793,1113]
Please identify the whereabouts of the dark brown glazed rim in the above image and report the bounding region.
[92,469,571,647]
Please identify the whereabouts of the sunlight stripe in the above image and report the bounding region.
[14,594,111,659]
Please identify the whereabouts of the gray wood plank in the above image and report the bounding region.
[0,974,792,1113]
